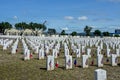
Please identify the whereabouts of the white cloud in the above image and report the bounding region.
[13,16,18,19]
[78,16,88,21]
[61,27,69,30]
[64,16,74,20]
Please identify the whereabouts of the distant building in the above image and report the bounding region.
[112,29,120,36]
[4,28,20,35]
[47,28,56,35]
[115,29,120,34]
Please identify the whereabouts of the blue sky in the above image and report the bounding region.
[0,0,120,33]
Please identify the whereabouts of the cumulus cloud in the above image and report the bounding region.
[61,27,69,30]
[13,16,18,19]
[64,16,74,20]
[78,16,88,21]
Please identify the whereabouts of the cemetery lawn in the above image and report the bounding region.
[0,41,120,80]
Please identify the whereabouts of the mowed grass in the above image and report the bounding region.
[0,41,120,80]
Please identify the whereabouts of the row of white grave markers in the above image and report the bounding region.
[76,49,81,58]
[22,39,31,60]
[23,36,120,53]
[97,54,104,67]
[24,49,30,60]
[107,48,111,57]
[0,35,21,39]
[0,39,4,46]
[25,36,120,55]
[82,55,89,68]
[38,48,44,59]
[3,39,13,50]
[25,36,62,60]
[116,49,120,57]
[46,54,118,71]
[11,39,19,54]
[46,55,73,70]
[24,36,120,59]
[52,49,58,58]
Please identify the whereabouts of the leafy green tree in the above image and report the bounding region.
[94,30,101,36]
[71,31,77,36]
[15,22,47,31]
[84,26,92,36]
[29,22,34,29]
[114,34,119,37]
[15,22,29,30]
[0,22,12,34]
[61,30,66,35]
[102,32,110,36]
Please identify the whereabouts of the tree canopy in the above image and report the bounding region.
[61,30,66,35]
[102,32,110,36]
[94,30,101,36]
[114,34,119,37]
[0,22,12,34]
[15,22,47,31]
[71,31,77,36]
[84,26,92,36]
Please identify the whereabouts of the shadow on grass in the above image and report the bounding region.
[117,63,120,66]
[40,67,47,70]
[104,63,111,66]
[20,58,24,61]
[20,52,23,54]
[34,57,39,60]
[89,64,97,67]
[77,65,82,68]
[59,66,65,70]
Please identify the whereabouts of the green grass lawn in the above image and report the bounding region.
[0,40,120,80]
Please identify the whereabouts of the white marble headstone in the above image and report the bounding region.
[35,46,39,54]
[97,54,103,67]
[97,47,101,56]
[94,69,107,80]
[24,49,30,60]
[116,49,120,57]
[64,49,69,56]
[11,47,16,54]
[52,49,58,58]
[76,49,81,58]
[87,48,91,58]
[81,45,85,53]
[82,55,89,68]
[107,48,111,57]
[3,45,7,50]
[38,49,44,59]
[111,54,118,66]
[65,55,72,69]
[47,55,54,71]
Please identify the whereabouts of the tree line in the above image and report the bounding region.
[0,22,47,34]
[60,26,114,37]
[0,21,119,37]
